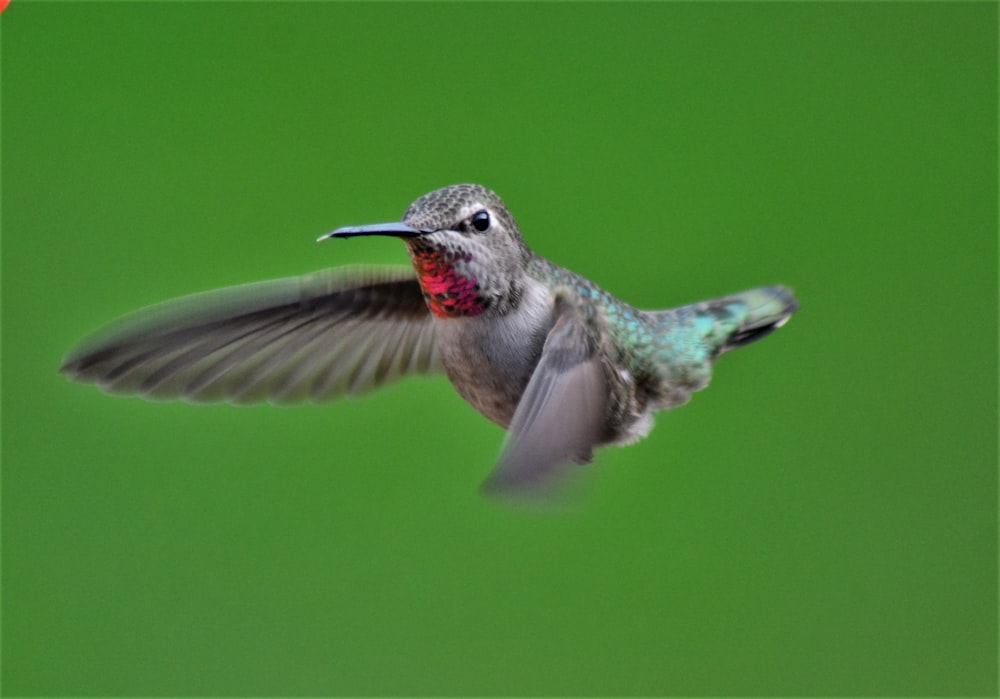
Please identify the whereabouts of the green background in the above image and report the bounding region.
[2,2,996,696]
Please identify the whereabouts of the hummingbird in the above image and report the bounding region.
[61,184,798,497]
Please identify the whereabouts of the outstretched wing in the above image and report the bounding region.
[481,298,609,499]
[60,266,442,404]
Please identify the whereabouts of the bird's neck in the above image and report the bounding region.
[408,245,489,319]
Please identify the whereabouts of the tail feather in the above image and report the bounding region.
[719,285,798,352]
[672,285,799,357]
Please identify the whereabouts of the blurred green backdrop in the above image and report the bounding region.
[2,2,996,696]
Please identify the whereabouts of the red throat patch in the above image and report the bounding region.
[411,248,485,318]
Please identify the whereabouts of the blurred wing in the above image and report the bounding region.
[481,299,609,499]
[60,266,442,404]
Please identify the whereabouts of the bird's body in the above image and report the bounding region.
[61,184,798,496]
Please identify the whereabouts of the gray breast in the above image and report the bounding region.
[435,282,554,427]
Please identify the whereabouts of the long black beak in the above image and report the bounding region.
[317,222,430,243]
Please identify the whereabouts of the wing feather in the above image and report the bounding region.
[60,266,442,404]
[481,298,609,498]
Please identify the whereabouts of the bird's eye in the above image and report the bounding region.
[471,210,491,233]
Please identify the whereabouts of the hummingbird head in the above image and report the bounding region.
[322,184,532,318]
